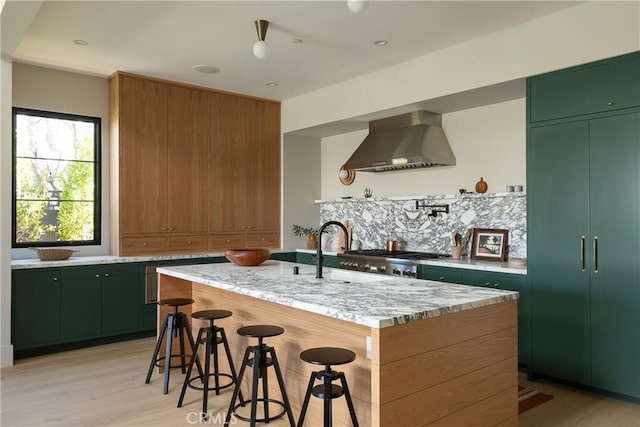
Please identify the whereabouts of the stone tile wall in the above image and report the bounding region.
[318,193,526,259]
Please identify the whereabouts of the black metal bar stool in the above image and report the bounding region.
[224,325,295,427]
[177,309,244,419]
[145,298,203,394]
[297,347,359,427]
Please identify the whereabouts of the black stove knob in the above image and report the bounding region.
[392,268,401,275]
[378,266,386,273]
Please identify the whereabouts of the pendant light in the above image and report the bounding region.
[253,19,270,59]
[347,0,368,14]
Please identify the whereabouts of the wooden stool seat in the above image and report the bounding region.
[300,347,356,367]
[237,324,284,338]
[157,298,194,307]
[192,309,232,321]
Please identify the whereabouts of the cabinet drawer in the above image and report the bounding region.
[210,233,245,250]
[529,53,640,122]
[168,235,208,252]
[419,265,463,283]
[246,232,280,248]
[121,236,167,254]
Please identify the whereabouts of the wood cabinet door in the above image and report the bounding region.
[167,86,210,233]
[209,93,248,232]
[119,76,168,234]
[589,112,640,398]
[529,121,591,385]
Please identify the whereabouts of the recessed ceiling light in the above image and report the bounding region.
[266,82,278,87]
[192,65,220,74]
[373,40,388,46]
[73,39,89,46]
[292,38,304,44]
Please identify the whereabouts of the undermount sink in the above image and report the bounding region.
[323,269,383,283]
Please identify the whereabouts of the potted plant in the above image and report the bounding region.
[292,225,319,250]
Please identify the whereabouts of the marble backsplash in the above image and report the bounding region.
[318,193,526,259]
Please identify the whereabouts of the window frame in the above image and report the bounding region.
[12,107,102,248]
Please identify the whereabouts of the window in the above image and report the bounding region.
[12,107,101,247]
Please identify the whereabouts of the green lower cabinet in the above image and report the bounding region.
[12,269,62,349]
[269,252,296,262]
[418,265,463,284]
[101,264,143,335]
[60,267,102,340]
[296,252,338,268]
[461,270,531,368]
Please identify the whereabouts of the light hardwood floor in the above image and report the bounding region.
[1,338,638,426]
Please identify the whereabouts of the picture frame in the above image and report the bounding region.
[470,228,509,261]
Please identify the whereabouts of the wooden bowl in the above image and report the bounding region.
[30,248,78,261]
[225,248,270,266]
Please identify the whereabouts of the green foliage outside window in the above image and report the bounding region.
[13,108,100,247]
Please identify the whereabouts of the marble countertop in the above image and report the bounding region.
[10,249,293,269]
[157,260,518,329]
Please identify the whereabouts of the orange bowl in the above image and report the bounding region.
[225,248,271,266]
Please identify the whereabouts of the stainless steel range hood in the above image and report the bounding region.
[343,111,456,172]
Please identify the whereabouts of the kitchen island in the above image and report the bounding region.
[157,260,519,426]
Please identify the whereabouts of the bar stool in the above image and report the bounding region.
[177,310,244,419]
[224,325,295,427]
[297,347,359,427]
[145,298,203,394]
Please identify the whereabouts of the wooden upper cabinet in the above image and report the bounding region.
[167,86,211,233]
[117,76,168,234]
[209,95,280,234]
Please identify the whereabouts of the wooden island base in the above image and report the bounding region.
[158,273,518,426]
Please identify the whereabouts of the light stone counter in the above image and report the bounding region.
[157,260,518,328]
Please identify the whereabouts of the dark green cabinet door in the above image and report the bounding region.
[60,267,102,340]
[12,269,61,349]
[529,121,591,384]
[269,252,296,262]
[462,270,530,367]
[102,264,142,335]
[419,265,463,284]
[589,112,640,398]
[529,53,640,122]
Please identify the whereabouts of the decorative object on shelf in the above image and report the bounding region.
[252,19,270,59]
[30,247,78,261]
[470,228,508,262]
[458,188,469,195]
[293,225,319,250]
[363,188,372,198]
[346,0,368,14]
[450,229,472,259]
[475,177,488,193]
[338,165,356,185]
[451,245,463,260]
[225,248,270,266]
[415,200,450,218]
[386,232,399,252]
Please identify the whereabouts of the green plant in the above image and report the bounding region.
[292,225,318,237]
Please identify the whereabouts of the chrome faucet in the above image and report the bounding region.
[316,221,350,279]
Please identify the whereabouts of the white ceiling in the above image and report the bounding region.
[9,0,580,102]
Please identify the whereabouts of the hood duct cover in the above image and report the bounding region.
[343,111,456,172]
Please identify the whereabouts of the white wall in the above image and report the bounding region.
[11,63,110,259]
[1,56,14,366]
[321,99,525,199]
[282,1,640,133]
[282,133,321,248]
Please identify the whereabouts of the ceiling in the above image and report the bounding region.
[8,1,581,102]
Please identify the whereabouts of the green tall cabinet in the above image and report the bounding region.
[528,52,640,399]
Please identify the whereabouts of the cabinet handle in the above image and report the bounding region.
[580,236,585,271]
[439,276,445,281]
[593,236,598,273]
[607,101,614,107]
[484,282,491,287]
[53,277,58,281]
[187,241,192,244]
[226,239,231,243]
[169,227,174,231]
[95,274,100,278]
[143,242,148,246]
[493,283,500,288]
[104,273,110,278]
[162,227,167,231]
